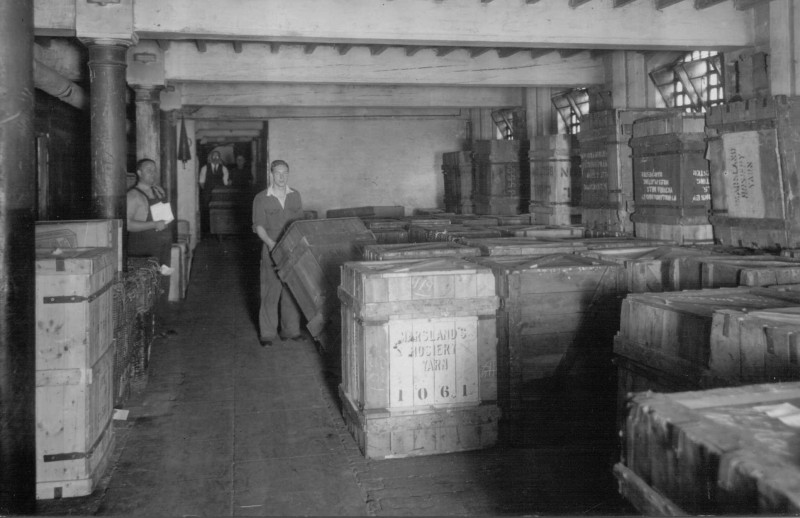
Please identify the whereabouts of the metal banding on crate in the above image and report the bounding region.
[338,258,500,459]
[630,113,713,245]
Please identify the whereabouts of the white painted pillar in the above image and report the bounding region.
[176,118,199,249]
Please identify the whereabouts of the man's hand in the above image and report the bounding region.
[154,220,167,232]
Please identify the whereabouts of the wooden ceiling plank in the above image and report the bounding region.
[370,45,388,56]
[655,0,686,9]
[695,0,727,8]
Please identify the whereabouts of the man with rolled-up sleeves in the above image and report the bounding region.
[251,160,304,347]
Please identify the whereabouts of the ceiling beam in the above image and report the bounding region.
[436,47,455,57]
[558,49,584,58]
[337,44,353,55]
[304,44,317,54]
[195,40,206,53]
[733,0,767,9]
[405,46,424,57]
[613,0,638,6]
[112,0,755,51]
[177,83,525,109]
[156,39,170,50]
[270,43,280,54]
[232,41,242,53]
[188,106,470,121]
[530,49,552,59]
[165,42,603,86]
[497,48,521,58]
[569,0,593,7]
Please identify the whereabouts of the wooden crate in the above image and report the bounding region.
[407,224,501,243]
[498,224,585,239]
[706,96,800,249]
[360,218,406,230]
[35,219,123,274]
[35,247,117,499]
[402,216,451,230]
[620,382,800,515]
[459,237,588,257]
[670,254,800,290]
[709,307,800,385]
[442,151,474,214]
[529,134,581,226]
[630,113,713,245]
[576,245,715,293]
[359,242,481,261]
[36,248,116,371]
[326,206,405,219]
[538,236,677,250]
[467,254,624,438]
[338,258,499,458]
[472,139,530,215]
[615,287,800,380]
[273,218,376,348]
[579,109,669,235]
[370,229,409,244]
[488,214,532,226]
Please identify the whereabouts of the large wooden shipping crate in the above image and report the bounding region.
[578,108,668,236]
[338,258,500,459]
[326,206,405,219]
[576,245,715,293]
[617,382,800,515]
[359,242,481,261]
[35,219,123,274]
[630,113,713,244]
[467,254,624,439]
[529,134,581,225]
[670,254,800,290]
[614,287,800,413]
[497,224,584,239]
[273,218,377,350]
[442,151,474,214]
[407,224,502,244]
[472,139,529,215]
[706,96,800,249]
[35,248,117,499]
[459,237,588,257]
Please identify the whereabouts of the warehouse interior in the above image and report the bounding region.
[3,0,800,515]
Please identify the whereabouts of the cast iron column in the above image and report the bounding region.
[135,86,162,184]
[0,0,37,513]
[87,41,130,223]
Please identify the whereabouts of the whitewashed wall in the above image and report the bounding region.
[268,117,468,217]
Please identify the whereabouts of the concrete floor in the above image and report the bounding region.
[38,235,637,516]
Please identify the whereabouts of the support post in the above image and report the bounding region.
[135,86,163,183]
[160,109,178,240]
[0,0,37,512]
[87,41,131,223]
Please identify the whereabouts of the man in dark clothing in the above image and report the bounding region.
[251,160,304,346]
[199,150,230,235]
[127,158,174,276]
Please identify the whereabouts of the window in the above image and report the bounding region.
[551,88,589,135]
[650,51,724,113]
[491,109,527,140]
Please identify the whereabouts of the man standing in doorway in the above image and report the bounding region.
[252,160,304,346]
[199,150,230,235]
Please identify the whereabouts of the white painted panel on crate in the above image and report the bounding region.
[388,316,479,409]
[720,131,770,218]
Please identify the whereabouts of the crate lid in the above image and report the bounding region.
[36,247,115,274]
[470,253,618,271]
[344,257,490,277]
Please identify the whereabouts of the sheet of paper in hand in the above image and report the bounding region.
[150,202,175,223]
